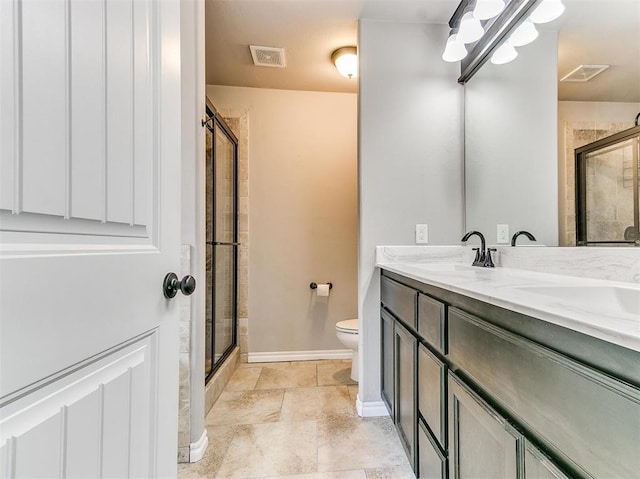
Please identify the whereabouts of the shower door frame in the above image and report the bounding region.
[205,100,239,382]
[575,125,640,246]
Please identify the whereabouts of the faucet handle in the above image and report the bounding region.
[484,248,497,268]
[471,247,483,266]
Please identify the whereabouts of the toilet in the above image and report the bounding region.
[335,318,359,382]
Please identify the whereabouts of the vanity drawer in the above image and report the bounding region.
[381,276,416,329]
[418,293,447,353]
[418,421,447,479]
[448,307,640,479]
[418,342,446,449]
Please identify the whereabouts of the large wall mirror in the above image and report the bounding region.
[464,0,640,247]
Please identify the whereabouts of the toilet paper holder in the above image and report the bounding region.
[310,282,333,290]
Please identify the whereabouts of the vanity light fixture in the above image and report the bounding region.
[331,46,358,79]
[445,0,566,81]
[530,0,565,24]
[473,0,506,20]
[509,18,539,46]
[442,31,468,62]
[491,40,518,64]
[457,10,485,44]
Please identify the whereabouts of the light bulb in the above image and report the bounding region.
[509,19,539,46]
[530,0,565,24]
[491,41,518,64]
[457,12,485,44]
[442,34,468,62]
[332,47,358,79]
[473,0,506,20]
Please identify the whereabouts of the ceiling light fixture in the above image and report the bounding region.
[473,0,506,20]
[442,32,468,62]
[332,47,358,79]
[530,0,565,24]
[509,19,539,47]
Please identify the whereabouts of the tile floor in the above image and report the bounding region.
[178,360,415,479]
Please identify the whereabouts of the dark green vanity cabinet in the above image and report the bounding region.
[395,320,418,468]
[380,269,640,479]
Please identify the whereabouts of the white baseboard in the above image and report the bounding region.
[189,430,208,463]
[356,395,390,418]
[248,349,352,363]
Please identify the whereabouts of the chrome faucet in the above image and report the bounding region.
[511,230,537,246]
[461,231,487,267]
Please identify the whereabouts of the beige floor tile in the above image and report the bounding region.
[178,425,238,479]
[298,359,351,366]
[317,415,409,472]
[365,464,416,479]
[347,385,359,403]
[317,362,356,387]
[254,363,317,389]
[225,367,262,391]
[239,361,291,369]
[215,421,318,479]
[205,389,284,426]
[262,470,367,479]
[280,386,355,422]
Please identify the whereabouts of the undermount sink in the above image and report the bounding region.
[515,285,640,316]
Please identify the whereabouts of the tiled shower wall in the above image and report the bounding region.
[562,121,634,245]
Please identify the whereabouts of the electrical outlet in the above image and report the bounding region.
[416,224,429,244]
[497,224,510,243]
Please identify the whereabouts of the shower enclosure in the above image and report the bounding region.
[204,101,238,380]
[576,125,640,246]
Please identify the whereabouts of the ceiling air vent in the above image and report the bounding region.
[249,46,286,68]
[560,64,610,82]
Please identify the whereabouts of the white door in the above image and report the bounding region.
[0,0,183,477]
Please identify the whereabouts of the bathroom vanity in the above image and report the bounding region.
[378,256,640,479]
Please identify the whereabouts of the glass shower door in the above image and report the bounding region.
[576,126,640,245]
[205,103,238,380]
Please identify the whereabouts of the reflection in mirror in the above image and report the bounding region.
[464,0,640,246]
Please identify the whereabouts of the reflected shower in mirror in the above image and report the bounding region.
[463,0,640,246]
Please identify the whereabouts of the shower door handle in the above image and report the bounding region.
[206,241,241,246]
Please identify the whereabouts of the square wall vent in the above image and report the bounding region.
[249,46,286,68]
[560,64,610,82]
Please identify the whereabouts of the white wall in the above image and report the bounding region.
[465,31,559,247]
[206,85,358,356]
[358,20,464,407]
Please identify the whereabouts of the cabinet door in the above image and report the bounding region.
[381,276,417,330]
[524,442,570,479]
[418,342,446,449]
[395,320,417,470]
[419,421,447,479]
[381,309,395,416]
[418,293,447,354]
[449,372,521,479]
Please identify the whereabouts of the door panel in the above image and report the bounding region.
[395,320,416,469]
[524,441,570,479]
[449,372,520,479]
[0,334,155,478]
[0,0,181,476]
[381,309,395,416]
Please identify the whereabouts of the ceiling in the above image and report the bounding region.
[205,0,640,102]
[205,0,458,93]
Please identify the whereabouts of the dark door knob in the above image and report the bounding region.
[163,273,196,299]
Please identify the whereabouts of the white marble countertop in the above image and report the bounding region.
[376,247,640,353]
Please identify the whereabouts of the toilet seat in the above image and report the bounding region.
[336,318,358,334]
